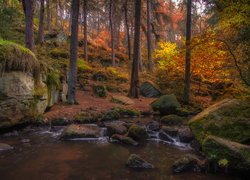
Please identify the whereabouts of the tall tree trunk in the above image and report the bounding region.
[23,0,35,51]
[83,0,88,61]
[46,0,51,32]
[109,0,115,66]
[183,0,192,104]
[129,0,141,98]
[147,0,153,71]
[37,0,45,44]
[97,10,100,33]
[124,0,131,62]
[68,0,80,104]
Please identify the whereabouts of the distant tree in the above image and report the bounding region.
[83,0,88,61]
[68,0,80,104]
[46,0,51,32]
[129,0,141,98]
[109,0,115,66]
[147,0,153,71]
[123,0,131,62]
[37,0,45,44]
[22,0,35,51]
[183,0,192,104]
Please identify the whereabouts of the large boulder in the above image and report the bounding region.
[202,135,250,171]
[140,81,162,98]
[126,154,154,169]
[189,99,250,144]
[160,115,183,126]
[0,41,47,128]
[151,94,181,115]
[106,123,127,137]
[189,99,250,172]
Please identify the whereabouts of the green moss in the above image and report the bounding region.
[112,107,140,117]
[77,60,92,73]
[0,39,39,74]
[49,48,69,59]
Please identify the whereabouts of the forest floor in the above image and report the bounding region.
[44,83,155,121]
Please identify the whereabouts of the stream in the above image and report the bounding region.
[0,122,236,180]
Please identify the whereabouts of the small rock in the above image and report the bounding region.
[127,124,148,141]
[106,123,127,137]
[161,126,179,137]
[0,143,13,151]
[126,154,154,169]
[178,127,194,143]
[172,154,203,173]
[111,134,138,146]
[160,115,183,126]
[158,131,174,143]
[147,121,160,131]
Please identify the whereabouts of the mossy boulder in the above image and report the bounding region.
[127,124,148,141]
[189,99,250,172]
[160,115,183,126]
[51,117,69,126]
[101,110,120,121]
[151,94,181,115]
[202,136,250,171]
[93,85,107,98]
[61,124,101,139]
[140,81,162,98]
[189,99,250,144]
[172,154,204,173]
[112,107,140,117]
[111,134,138,146]
[126,154,154,169]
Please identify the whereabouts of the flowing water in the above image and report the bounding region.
[0,125,236,180]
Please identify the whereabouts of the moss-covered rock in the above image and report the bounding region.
[106,123,127,137]
[202,135,250,171]
[140,81,162,98]
[189,99,250,144]
[112,107,140,117]
[101,110,120,121]
[61,124,101,139]
[93,85,107,98]
[151,94,181,115]
[51,117,69,126]
[127,124,148,141]
[111,134,138,146]
[160,115,183,126]
[0,40,39,74]
[126,154,154,169]
[172,154,204,173]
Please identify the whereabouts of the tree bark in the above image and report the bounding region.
[109,0,115,66]
[23,0,35,51]
[46,0,51,32]
[183,0,192,104]
[129,0,141,98]
[124,0,131,62]
[68,0,80,104]
[147,0,153,71]
[83,0,88,61]
[37,0,45,44]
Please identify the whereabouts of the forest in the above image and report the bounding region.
[0,0,249,179]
